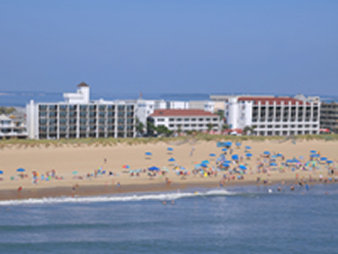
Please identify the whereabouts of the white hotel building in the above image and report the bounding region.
[148,109,221,132]
[26,83,136,139]
[225,96,320,136]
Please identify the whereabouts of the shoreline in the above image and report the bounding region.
[0,178,334,202]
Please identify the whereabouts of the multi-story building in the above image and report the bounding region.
[320,102,338,133]
[0,114,27,139]
[224,95,320,136]
[26,83,136,139]
[148,109,221,132]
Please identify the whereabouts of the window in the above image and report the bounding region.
[157,118,165,122]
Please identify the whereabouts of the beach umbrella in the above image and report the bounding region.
[232,154,239,160]
[167,147,173,151]
[245,146,251,150]
[201,163,208,168]
[327,160,333,164]
[310,150,317,153]
[122,165,130,169]
[209,153,216,157]
[224,160,232,164]
[271,155,277,159]
[270,162,277,166]
[222,148,228,152]
[236,142,241,147]
[263,151,270,155]
[310,154,320,158]
[168,157,175,162]
[277,153,283,157]
[16,168,25,172]
[222,163,230,168]
[225,141,232,147]
[72,171,78,175]
[0,171,3,175]
[201,160,210,164]
[148,166,160,171]
[320,157,327,161]
[239,165,247,170]
[145,152,152,156]
[246,153,253,157]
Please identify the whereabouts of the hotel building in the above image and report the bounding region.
[148,109,221,132]
[224,95,321,136]
[0,114,27,139]
[320,101,338,133]
[26,83,136,139]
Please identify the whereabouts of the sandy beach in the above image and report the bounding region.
[0,138,337,200]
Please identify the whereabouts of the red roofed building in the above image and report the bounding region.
[225,95,320,136]
[148,109,221,132]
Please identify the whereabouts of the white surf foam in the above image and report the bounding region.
[0,189,235,206]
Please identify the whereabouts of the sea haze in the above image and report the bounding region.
[0,90,337,107]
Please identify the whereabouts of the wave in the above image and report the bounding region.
[0,189,236,206]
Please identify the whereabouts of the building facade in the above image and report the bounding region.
[225,96,320,136]
[26,83,136,139]
[320,102,338,133]
[148,109,221,132]
[0,114,27,139]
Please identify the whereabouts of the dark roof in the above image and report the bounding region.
[238,97,308,105]
[150,109,217,117]
[77,82,89,88]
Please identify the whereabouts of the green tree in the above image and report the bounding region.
[156,125,173,137]
[243,125,255,135]
[207,123,214,132]
[135,118,145,136]
[0,107,16,115]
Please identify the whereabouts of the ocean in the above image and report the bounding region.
[0,184,337,254]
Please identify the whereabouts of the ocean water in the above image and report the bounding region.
[0,185,337,254]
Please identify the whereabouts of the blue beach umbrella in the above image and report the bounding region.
[16,168,25,172]
[222,163,230,167]
[245,146,251,150]
[222,148,228,152]
[310,150,317,154]
[277,153,283,157]
[225,141,232,147]
[209,153,216,157]
[236,142,241,147]
[145,152,152,156]
[320,157,327,161]
[148,166,160,171]
[168,157,175,162]
[270,162,277,166]
[246,153,252,157]
[201,163,208,168]
[0,170,3,175]
[232,154,239,160]
[202,160,210,164]
[167,147,173,151]
[239,165,247,170]
[263,151,270,155]
[224,160,232,164]
[310,154,320,158]
[327,160,333,164]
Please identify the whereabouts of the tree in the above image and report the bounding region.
[243,125,255,136]
[156,125,173,137]
[135,118,145,136]
[0,107,16,115]
[146,120,156,136]
[222,124,230,131]
[207,123,214,132]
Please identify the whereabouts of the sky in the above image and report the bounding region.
[0,0,337,97]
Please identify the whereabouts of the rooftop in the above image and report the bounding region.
[238,97,310,105]
[150,109,217,117]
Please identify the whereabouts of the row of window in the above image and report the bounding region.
[255,130,318,136]
[253,124,318,129]
[39,105,134,111]
[39,132,134,139]
[167,124,218,128]
[156,117,218,122]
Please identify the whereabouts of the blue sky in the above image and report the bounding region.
[0,0,337,96]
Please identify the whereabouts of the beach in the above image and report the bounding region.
[0,138,337,200]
